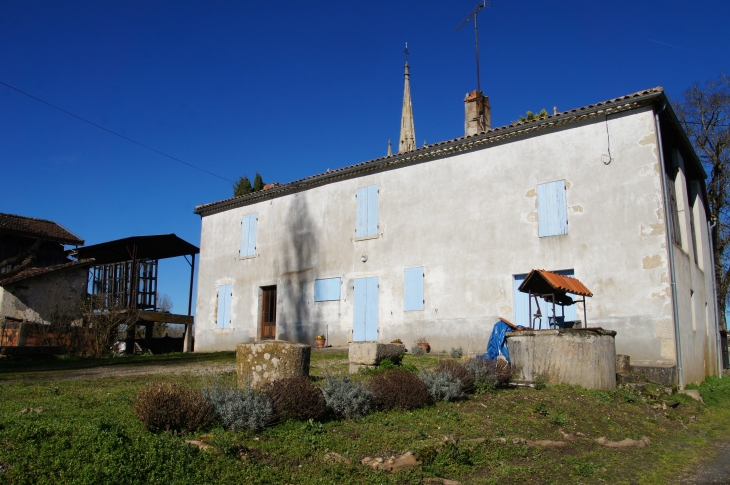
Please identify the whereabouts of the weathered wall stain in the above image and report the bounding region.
[641,224,665,237]
[642,254,663,269]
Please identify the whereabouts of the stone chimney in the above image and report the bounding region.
[464,90,491,136]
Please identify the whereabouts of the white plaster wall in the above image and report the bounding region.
[194,107,692,369]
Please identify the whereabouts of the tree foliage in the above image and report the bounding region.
[674,75,730,328]
[233,172,266,197]
[515,109,549,123]
[233,176,253,197]
[253,172,265,192]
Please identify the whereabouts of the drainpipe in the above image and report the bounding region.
[708,220,723,375]
[655,104,684,389]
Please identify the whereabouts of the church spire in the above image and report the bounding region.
[398,44,416,153]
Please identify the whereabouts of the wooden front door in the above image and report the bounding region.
[261,286,277,340]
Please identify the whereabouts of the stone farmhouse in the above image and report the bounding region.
[193,63,721,387]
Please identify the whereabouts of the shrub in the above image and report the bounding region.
[420,371,464,402]
[449,347,464,359]
[434,360,474,392]
[321,375,375,418]
[134,381,214,433]
[464,357,511,391]
[410,345,426,356]
[533,373,548,390]
[368,369,429,411]
[262,376,327,422]
[202,385,272,431]
[357,358,419,377]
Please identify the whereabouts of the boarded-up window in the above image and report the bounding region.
[216,284,232,329]
[239,213,258,257]
[404,267,425,311]
[314,277,341,301]
[356,185,379,237]
[537,180,568,237]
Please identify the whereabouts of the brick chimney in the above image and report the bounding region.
[464,90,491,136]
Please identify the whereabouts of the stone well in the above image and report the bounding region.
[349,342,405,374]
[506,328,617,390]
[236,341,310,389]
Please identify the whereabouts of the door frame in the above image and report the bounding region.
[259,285,277,340]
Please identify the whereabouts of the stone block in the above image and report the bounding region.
[616,354,631,374]
[236,341,310,389]
[678,389,704,403]
[629,363,677,386]
[349,342,404,365]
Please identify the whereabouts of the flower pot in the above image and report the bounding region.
[417,342,430,353]
[315,338,326,349]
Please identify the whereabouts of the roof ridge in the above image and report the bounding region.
[195,86,665,215]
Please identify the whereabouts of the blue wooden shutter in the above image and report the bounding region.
[367,185,379,236]
[314,277,341,301]
[537,180,568,237]
[217,284,232,328]
[240,215,250,256]
[404,267,424,311]
[314,279,326,302]
[356,187,368,237]
[247,213,258,256]
[353,278,367,341]
[365,277,379,340]
[327,278,341,300]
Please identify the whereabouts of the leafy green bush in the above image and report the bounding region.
[434,360,474,392]
[202,385,272,431]
[410,345,426,356]
[686,375,730,407]
[321,375,375,418]
[263,376,327,422]
[420,370,464,402]
[368,369,429,411]
[133,381,214,433]
[449,347,464,359]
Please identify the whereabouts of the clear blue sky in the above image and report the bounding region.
[1,0,728,313]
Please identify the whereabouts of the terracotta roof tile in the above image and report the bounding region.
[0,213,84,245]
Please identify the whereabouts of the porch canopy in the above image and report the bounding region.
[517,269,593,329]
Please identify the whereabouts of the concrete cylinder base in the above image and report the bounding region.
[236,341,311,389]
[506,328,617,390]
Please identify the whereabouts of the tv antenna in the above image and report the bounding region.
[456,0,491,93]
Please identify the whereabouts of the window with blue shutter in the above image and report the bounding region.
[537,180,568,237]
[239,213,258,257]
[356,185,379,237]
[404,267,425,311]
[216,284,232,329]
[314,277,341,301]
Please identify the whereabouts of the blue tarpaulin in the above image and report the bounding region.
[481,320,523,362]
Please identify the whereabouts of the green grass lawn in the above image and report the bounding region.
[1,352,729,484]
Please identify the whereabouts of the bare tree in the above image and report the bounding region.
[83,293,139,357]
[674,75,730,329]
